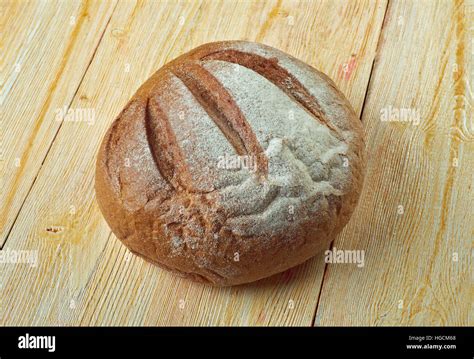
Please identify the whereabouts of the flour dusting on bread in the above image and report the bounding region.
[95,41,365,286]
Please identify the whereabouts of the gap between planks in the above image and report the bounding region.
[1,2,119,250]
[311,0,392,326]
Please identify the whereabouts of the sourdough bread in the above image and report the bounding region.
[95,41,365,286]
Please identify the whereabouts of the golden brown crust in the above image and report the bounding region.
[95,41,365,286]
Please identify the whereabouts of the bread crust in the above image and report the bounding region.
[95,41,365,286]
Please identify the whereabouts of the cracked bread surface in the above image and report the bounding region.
[95,41,365,286]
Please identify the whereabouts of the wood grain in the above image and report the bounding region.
[0,0,117,246]
[0,0,387,326]
[315,0,473,326]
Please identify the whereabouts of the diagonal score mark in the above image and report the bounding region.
[202,49,343,141]
[144,96,195,191]
[171,62,268,177]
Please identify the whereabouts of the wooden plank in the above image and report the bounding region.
[0,0,117,247]
[314,0,473,326]
[0,0,387,325]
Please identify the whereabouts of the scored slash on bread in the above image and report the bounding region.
[171,62,268,178]
[202,49,343,139]
[145,96,195,191]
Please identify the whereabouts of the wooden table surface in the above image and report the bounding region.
[1,0,472,326]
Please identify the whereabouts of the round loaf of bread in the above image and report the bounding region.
[95,41,365,286]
